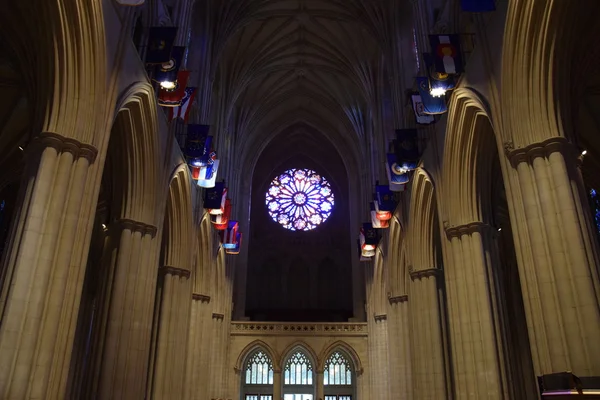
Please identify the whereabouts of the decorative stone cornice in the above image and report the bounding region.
[230,322,368,337]
[30,131,98,163]
[410,267,442,280]
[212,313,225,320]
[388,294,408,304]
[112,218,158,238]
[445,221,491,239]
[192,293,211,303]
[160,265,191,279]
[374,314,387,322]
[504,137,579,167]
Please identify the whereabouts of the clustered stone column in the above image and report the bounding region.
[505,137,600,376]
[408,268,447,399]
[388,295,412,400]
[186,293,212,400]
[151,266,193,399]
[368,313,391,400]
[443,222,507,399]
[94,219,159,399]
[0,132,98,399]
[273,367,282,400]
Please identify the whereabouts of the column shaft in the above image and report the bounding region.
[389,296,412,400]
[444,224,506,399]
[507,140,600,375]
[186,294,211,400]
[0,134,97,399]
[273,370,282,400]
[409,270,447,399]
[151,267,193,399]
[316,371,324,399]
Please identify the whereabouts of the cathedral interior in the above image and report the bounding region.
[1,0,600,399]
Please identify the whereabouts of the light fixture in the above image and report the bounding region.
[497,228,502,232]
[160,80,176,90]
[430,87,447,97]
[582,149,588,156]
[18,146,23,151]
[102,223,107,230]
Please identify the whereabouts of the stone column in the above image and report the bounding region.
[316,369,324,399]
[409,268,447,399]
[444,222,507,399]
[209,312,226,399]
[505,138,600,376]
[273,368,282,400]
[369,314,391,400]
[94,219,158,399]
[0,132,98,399]
[151,266,193,400]
[388,295,412,400]
[186,293,211,400]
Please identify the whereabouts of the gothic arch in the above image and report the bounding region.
[212,247,228,313]
[317,341,363,376]
[388,217,408,296]
[235,340,281,373]
[279,341,319,372]
[108,83,161,225]
[369,248,388,315]
[194,214,214,295]
[442,88,498,226]
[407,169,441,270]
[162,166,194,272]
[0,0,107,145]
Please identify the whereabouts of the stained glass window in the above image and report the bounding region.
[324,352,352,386]
[245,351,274,385]
[265,169,334,231]
[284,351,313,385]
[590,189,600,234]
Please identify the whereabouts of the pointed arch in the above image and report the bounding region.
[442,88,498,226]
[194,213,214,295]
[369,249,388,316]
[162,165,194,271]
[317,340,363,376]
[279,341,319,373]
[108,82,161,225]
[408,169,442,271]
[388,217,408,296]
[235,340,280,373]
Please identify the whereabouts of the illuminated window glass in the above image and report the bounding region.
[245,351,274,385]
[284,351,313,385]
[324,352,352,386]
[265,169,334,231]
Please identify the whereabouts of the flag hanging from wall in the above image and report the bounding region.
[197,158,219,188]
[460,0,495,12]
[185,124,210,161]
[423,52,457,95]
[428,35,464,75]
[154,46,185,85]
[211,199,231,230]
[158,71,190,107]
[394,129,420,171]
[359,223,379,252]
[204,182,227,214]
[222,221,239,249]
[145,27,178,64]
[374,185,396,221]
[370,202,389,229]
[225,233,242,255]
[358,239,375,261]
[385,153,410,192]
[416,77,448,115]
[168,87,197,122]
[411,94,435,125]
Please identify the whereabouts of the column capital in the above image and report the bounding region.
[192,293,211,303]
[444,221,492,239]
[374,313,387,322]
[29,131,98,163]
[504,137,580,167]
[160,265,191,279]
[212,313,225,320]
[112,218,158,238]
[388,294,408,304]
[409,267,442,280]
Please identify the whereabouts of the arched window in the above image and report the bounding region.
[241,350,274,400]
[283,350,314,400]
[324,351,355,400]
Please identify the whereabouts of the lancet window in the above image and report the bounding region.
[323,351,355,400]
[283,350,315,400]
[242,350,274,400]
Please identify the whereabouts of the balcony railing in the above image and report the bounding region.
[230,322,368,337]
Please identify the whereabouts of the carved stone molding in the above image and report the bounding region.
[212,313,225,320]
[30,131,98,163]
[230,322,368,337]
[112,218,158,238]
[388,294,408,304]
[504,137,579,167]
[374,314,387,322]
[160,265,191,279]
[445,221,491,239]
[410,268,442,280]
[192,293,211,303]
